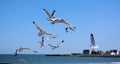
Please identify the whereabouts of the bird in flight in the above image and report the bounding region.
[33,21,56,37]
[90,33,99,51]
[33,21,56,47]
[43,9,76,32]
[14,47,37,56]
[48,40,64,50]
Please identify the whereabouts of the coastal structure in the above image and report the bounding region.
[46,33,120,57]
[83,33,120,55]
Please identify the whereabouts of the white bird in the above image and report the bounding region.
[33,21,56,47]
[33,21,56,38]
[48,40,64,50]
[14,47,37,56]
[14,47,31,56]
[18,47,31,52]
[90,33,99,51]
[43,9,76,32]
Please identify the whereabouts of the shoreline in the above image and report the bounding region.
[45,54,120,57]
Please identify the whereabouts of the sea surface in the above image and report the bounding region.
[0,54,120,64]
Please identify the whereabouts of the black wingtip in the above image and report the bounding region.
[73,26,77,29]
[90,33,93,36]
[62,40,64,42]
[53,10,56,12]
[65,27,68,33]
[33,21,35,24]
[43,8,45,10]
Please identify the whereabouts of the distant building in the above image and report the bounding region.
[110,50,119,55]
[83,49,90,54]
[83,49,104,54]
[105,50,119,55]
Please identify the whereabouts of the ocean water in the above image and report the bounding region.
[0,54,120,64]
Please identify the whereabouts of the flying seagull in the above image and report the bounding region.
[33,21,56,47]
[48,40,64,50]
[33,21,56,38]
[14,47,37,56]
[14,47,31,56]
[90,33,99,51]
[43,9,76,32]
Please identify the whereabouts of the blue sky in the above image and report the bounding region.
[0,0,120,54]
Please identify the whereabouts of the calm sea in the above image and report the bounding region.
[0,54,120,64]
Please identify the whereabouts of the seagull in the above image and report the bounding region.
[14,47,31,56]
[48,40,64,50]
[43,9,76,32]
[65,25,76,33]
[33,21,56,47]
[33,21,56,38]
[14,47,37,56]
[90,33,99,51]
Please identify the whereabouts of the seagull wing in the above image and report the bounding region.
[51,10,56,17]
[45,31,55,36]
[23,48,31,51]
[14,48,19,56]
[61,20,70,25]
[32,50,38,53]
[57,40,64,46]
[14,48,18,54]
[33,21,44,32]
[48,44,54,47]
[90,33,96,46]
[53,18,70,25]
[43,9,51,18]
[18,47,24,52]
